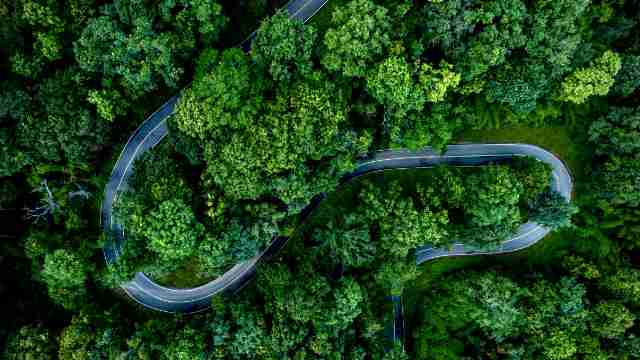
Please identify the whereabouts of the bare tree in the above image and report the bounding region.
[68,184,92,201]
[26,179,61,222]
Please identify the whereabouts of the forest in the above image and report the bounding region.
[1,0,639,358]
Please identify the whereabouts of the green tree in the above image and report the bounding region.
[322,0,392,77]
[9,1,65,79]
[511,156,552,202]
[613,54,640,96]
[252,10,317,82]
[74,0,226,103]
[593,156,640,208]
[589,106,640,156]
[366,56,460,119]
[383,344,409,360]
[367,57,426,118]
[173,48,262,140]
[419,0,528,81]
[58,309,125,360]
[195,72,367,205]
[4,324,56,360]
[228,304,268,359]
[143,198,204,263]
[325,278,364,331]
[393,104,464,152]
[15,69,109,169]
[529,191,578,229]
[313,214,375,268]
[163,326,207,360]
[464,166,522,229]
[359,181,448,258]
[75,15,180,99]
[558,50,622,104]
[375,261,419,295]
[525,0,591,79]
[41,249,89,289]
[543,330,577,360]
[603,269,640,305]
[485,62,549,114]
[590,302,635,339]
[40,249,91,309]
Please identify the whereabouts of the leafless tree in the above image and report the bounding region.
[68,184,92,201]
[26,179,61,222]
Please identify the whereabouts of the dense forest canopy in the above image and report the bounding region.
[1,0,639,358]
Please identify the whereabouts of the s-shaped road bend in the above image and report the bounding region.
[101,0,573,314]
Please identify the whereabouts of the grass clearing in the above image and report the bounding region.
[156,257,224,288]
[458,126,592,186]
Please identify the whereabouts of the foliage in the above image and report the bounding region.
[40,249,90,310]
[74,0,226,103]
[4,324,56,360]
[587,104,640,249]
[511,157,552,202]
[322,0,392,77]
[589,106,640,156]
[173,48,262,140]
[143,199,204,263]
[414,268,638,360]
[613,54,640,97]
[366,56,460,120]
[529,191,578,229]
[3,1,640,359]
[188,69,368,206]
[42,249,89,289]
[57,308,125,360]
[558,50,621,104]
[461,165,523,245]
[419,0,528,81]
[252,10,316,82]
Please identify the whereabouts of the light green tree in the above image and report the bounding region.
[558,50,621,104]
[143,199,204,262]
[464,166,522,228]
[42,249,89,289]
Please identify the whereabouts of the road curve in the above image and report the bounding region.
[101,1,573,314]
[349,144,573,264]
[100,0,330,313]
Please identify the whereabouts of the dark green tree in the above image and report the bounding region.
[4,324,57,360]
[529,191,578,229]
[613,54,640,96]
[252,10,317,82]
[74,0,226,106]
[589,106,640,156]
[58,308,125,360]
[322,0,392,77]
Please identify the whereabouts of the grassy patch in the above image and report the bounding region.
[155,257,219,288]
[457,126,592,186]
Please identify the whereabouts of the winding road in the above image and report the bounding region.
[101,0,573,314]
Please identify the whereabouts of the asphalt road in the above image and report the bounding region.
[350,144,573,264]
[101,0,573,313]
[100,0,331,313]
